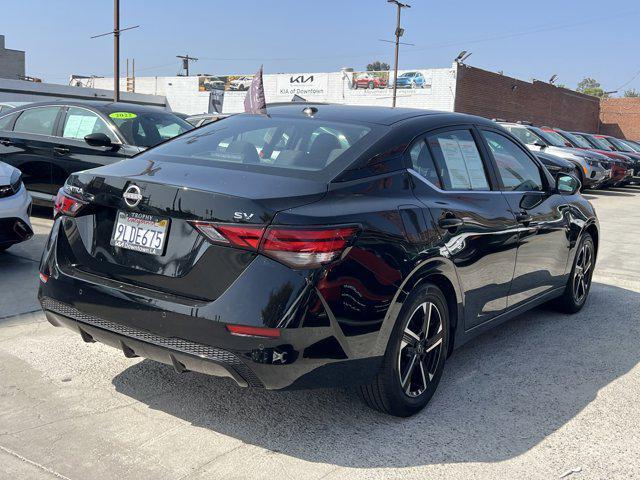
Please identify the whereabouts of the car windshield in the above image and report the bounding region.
[620,139,640,153]
[607,136,634,152]
[561,131,591,148]
[588,135,615,150]
[109,111,193,148]
[146,114,376,180]
[501,125,546,146]
[530,127,566,147]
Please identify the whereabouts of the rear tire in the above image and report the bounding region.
[552,233,594,313]
[358,283,449,417]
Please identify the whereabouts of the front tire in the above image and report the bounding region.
[553,233,595,313]
[358,283,449,417]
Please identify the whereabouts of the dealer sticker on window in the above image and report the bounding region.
[109,112,138,120]
[111,211,169,256]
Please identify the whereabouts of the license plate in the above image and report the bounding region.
[110,211,169,255]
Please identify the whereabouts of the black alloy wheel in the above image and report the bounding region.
[359,283,449,417]
[553,232,595,313]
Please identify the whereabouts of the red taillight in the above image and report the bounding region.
[191,222,359,269]
[226,324,280,338]
[261,226,359,268]
[189,221,265,250]
[53,188,87,217]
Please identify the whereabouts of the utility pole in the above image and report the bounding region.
[177,55,198,76]
[90,0,139,102]
[114,0,120,101]
[388,0,411,108]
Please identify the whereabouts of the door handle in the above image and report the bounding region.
[0,139,13,146]
[438,217,464,230]
[53,146,70,155]
[515,212,532,224]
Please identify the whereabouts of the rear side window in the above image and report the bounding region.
[482,130,543,192]
[409,139,441,188]
[148,115,374,178]
[14,107,61,136]
[62,107,116,141]
[426,130,490,190]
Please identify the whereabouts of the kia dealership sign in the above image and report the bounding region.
[277,73,328,96]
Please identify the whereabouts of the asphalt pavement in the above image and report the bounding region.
[0,191,639,480]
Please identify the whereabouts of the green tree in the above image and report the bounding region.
[624,89,640,98]
[366,61,390,72]
[576,77,608,98]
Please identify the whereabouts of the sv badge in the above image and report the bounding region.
[233,212,255,221]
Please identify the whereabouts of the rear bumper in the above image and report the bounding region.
[38,221,385,390]
[42,298,263,387]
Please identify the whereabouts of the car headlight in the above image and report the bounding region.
[0,170,22,198]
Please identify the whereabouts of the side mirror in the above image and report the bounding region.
[556,174,581,195]
[532,141,547,149]
[84,132,114,148]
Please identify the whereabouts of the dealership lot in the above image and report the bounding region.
[0,190,639,479]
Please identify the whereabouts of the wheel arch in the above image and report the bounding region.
[378,257,464,357]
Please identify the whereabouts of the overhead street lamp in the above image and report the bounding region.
[388,0,411,108]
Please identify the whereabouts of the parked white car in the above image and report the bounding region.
[228,76,253,91]
[0,161,33,251]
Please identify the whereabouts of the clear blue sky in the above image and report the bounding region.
[4,0,640,94]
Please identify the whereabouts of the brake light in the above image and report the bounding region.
[261,226,359,268]
[189,221,265,250]
[53,188,87,217]
[226,324,280,338]
[190,222,359,268]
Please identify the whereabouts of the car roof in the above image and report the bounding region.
[257,103,494,127]
[5,100,169,115]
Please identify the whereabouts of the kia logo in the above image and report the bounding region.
[290,75,314,84]
[123,184,143,207]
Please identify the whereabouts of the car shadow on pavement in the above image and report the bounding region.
[112,282,640,468]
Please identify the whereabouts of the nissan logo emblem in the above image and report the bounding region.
[123,184,143,207]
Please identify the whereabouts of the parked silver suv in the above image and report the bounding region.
[496,121,610,189]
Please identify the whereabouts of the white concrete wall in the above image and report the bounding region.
[89,66,458,115]
[0,77,167,107]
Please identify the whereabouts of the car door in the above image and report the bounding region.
[0,106,63,204]
[51,106,131,192]
[478,128,572,308]
[409,126,520,329]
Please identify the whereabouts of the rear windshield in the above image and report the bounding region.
[146,114,377,180]
[109,111,193,148]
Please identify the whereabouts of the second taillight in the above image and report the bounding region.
[190,222,358,269]
[53,188,87,217]
[261,226,358,268]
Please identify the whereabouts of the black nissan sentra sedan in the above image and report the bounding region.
[38,105,598,417]
[0,101,193,206]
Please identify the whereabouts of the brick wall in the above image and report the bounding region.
[454,64,600,132]
[599,98,640,140]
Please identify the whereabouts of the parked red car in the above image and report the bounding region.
[546,127,632,187]
[353,73,387,89]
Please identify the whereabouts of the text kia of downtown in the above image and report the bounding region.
[39,105,598,417]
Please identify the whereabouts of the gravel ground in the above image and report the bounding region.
[0,190,639,480]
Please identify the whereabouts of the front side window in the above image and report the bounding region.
[483,130,543,192]
[62,107,116,141]
[426,130,490,191]
[13,107,61,136]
